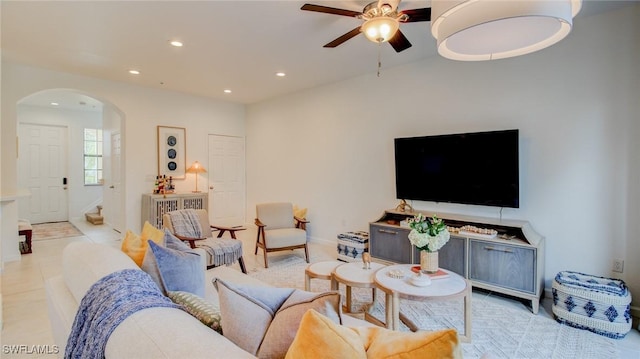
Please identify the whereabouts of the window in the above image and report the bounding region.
[84,128,103,185]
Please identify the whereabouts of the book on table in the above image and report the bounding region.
[410,266,450,279]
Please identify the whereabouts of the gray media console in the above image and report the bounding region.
[369,209,545,313]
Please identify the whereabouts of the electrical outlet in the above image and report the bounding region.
[613,259,624,273]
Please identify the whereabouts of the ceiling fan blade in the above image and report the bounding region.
[324,27,362,48]
[388,29,412,52]
[301,4,362,17]
[399,8,432,22]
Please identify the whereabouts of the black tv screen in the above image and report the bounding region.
[394,129,519,208]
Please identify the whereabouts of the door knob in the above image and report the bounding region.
[209,186,214,190]
[109,185,115,189]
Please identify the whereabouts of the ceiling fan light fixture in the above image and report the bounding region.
[431,0,582,61]
[362,16,400,43]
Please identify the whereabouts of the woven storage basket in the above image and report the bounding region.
[336,231,369,262]
[552,271,632,339]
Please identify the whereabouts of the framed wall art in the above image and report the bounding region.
[157,126,186,179]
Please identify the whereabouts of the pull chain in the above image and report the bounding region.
[377,42,382,77]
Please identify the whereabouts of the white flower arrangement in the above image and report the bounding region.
[407,213,450,252]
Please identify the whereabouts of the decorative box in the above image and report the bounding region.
[337,231,369,262]
[552,270,632,339]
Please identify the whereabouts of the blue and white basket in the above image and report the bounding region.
[552,270,632,339]
[337,231,369,262]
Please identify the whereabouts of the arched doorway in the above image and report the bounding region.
[16,89,126,233]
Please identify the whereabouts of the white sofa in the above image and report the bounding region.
[45,242,369,358]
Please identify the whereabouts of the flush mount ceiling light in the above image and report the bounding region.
[169,40,183,47]
[128,69,140,75]
[430,0,582,61]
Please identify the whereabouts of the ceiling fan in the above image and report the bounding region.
[301,0,432,53]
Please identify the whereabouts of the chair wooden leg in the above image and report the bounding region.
[263,248,269,268]
[254,232,260,255]
[238,256,247,274]
[304,243,309,263]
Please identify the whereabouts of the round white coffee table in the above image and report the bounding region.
[332,261,386,324]
[374,264,472,342]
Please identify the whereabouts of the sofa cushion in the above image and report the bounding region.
[215,279,341,359]
[142,241,205,297]
[168,291,222,334]
[286,309,462,359]
[63,242,139,304]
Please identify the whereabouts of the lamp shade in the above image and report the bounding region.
[431,0,582,61]
[362,16,400,43]
[186,161,207,174]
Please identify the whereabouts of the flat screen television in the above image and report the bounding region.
[394,129,519,208]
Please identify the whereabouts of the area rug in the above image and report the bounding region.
[32,221,84,241]
[249,256,619,359]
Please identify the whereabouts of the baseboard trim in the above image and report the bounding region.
[308,235,334,247]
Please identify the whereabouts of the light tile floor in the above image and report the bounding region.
[1,220,639,358]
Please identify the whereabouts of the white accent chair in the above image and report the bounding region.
[254,202,309,268]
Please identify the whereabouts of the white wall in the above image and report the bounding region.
[16,104,103,221]
[246,6,640,310]
[1,63,246,261]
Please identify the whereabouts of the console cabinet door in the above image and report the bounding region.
[434,235,466,276]
[369,224,412,263]
[469,240,535,294]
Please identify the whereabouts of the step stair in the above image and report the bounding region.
[85,205,104,225]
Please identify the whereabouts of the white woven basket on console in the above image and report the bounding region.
[552,270,632,339]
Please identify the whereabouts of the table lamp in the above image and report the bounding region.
[186,161,207,193]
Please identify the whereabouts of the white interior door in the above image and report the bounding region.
[108,132,123,232]
[208,135,245,226]
[18,123,68,223]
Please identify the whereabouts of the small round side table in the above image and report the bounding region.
[332,261,386,325]
[304,260,343,291]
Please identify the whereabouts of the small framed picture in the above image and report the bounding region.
[157,126,186,179]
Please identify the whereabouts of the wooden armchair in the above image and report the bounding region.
[255,202,309,268]
[163,209,246,273]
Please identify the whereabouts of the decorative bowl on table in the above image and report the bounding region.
[410,273,432,287]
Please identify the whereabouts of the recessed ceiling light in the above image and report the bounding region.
[170,40,183,47]
[50,102,59,106]
[223,89,232,94]
[275,72,286,77]
[129,70,140,75]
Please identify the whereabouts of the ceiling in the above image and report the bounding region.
[2,1,636,108]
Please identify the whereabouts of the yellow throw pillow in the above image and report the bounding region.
[359,326,461,358]
[121,222,165,267]
[293,205,307,219]
[285,310,366,359]
[140,221,164,243]
[121,230,146,266]
[286,310,462,359]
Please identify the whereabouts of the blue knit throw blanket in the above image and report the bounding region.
[169,209,203,239]
[65,269,179,359]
